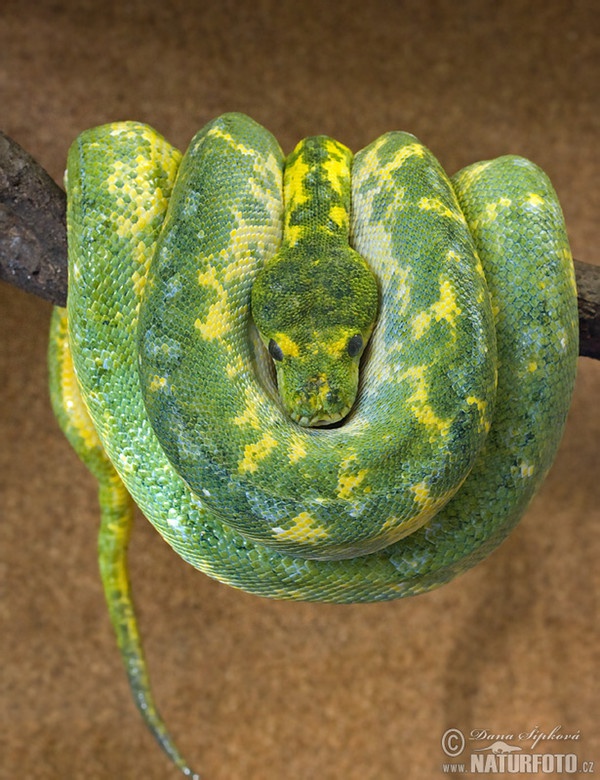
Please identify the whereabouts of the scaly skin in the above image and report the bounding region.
[136,116,496,561]
[49,113,578,776]
[48,307,197,778]
[251,135,379,426]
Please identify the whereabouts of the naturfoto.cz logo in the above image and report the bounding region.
[440,726,595,775]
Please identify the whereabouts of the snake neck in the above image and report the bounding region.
[282,135,353,251]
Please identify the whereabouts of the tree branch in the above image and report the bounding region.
[0,131,67,306]
[1,131,598,359]
[575,259,600,359]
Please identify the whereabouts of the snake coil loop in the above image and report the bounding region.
[49,112,578,777]
[56,112,577,602]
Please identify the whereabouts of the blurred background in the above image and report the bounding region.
[1,1,598,778]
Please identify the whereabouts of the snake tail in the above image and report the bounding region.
[49,297,199,779]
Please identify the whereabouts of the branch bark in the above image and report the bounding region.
[0,131,67,306]
[575,259,600,359]
[1,130,598,359]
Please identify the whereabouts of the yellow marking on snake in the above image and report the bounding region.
[328,333,351,355]
[286,224,303,246]
[329,204,348,229]
[288,438,307,464]
[337,468,369,500]
[248,154,283,213]
[321,141,350,194]
[238,433,278,474]
[350,141,427,232]
[466,196,515,232]
[377,482,452,543]
[233,388,262,429]
[393,267,411,312]
[432,280,462,325]
[149,375,168,392]
[453,159,493,188]
[131,266,148,300]
[406,483,454,526]
[360,142,427,210]
[411,481,431,505]
[414,405,451,438]
[108,171,170,242]
[519,462,535,478]
[412,279,462,339]
[412,311,432,339]
[485,202,499,221]
[225,238,261,281]
[467,395,490,432]
[58,322,102,452]
[195,266,230,340]
[480,197,512,224]
[383,186,407,221]
[362,137,426,180]
[273,332,300,358]
[283,153,310,221]
[206,125,258,159]
[403,366,451,440]
[526,192,545,208]
[418,197,466,223]
[226,354,245,379]
[273,512,329,542]
[336,453,370,500]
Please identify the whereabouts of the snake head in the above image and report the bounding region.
[266,328,369,426]
[251,244,379,427]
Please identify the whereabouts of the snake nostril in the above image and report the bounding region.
[326,389,340,406]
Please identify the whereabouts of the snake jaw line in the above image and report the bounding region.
[291,399,354,428]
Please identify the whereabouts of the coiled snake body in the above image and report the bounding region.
[49,113,578,775]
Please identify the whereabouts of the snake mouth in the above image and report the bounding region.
[291,403,353,428]
[285,373,355,428]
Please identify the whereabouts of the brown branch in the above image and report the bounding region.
[0,131,598,359]
[0,131,67,306]
[575,259,600,359]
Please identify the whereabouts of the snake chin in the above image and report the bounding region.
[275,366,360,428]
[291,403,353,428]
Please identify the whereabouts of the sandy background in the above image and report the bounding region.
[1,1,598,778]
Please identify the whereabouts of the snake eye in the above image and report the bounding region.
[268,339,284,362]
[347,334,363,358]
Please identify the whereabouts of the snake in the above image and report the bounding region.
[48,112,578,776]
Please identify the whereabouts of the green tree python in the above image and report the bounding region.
[48,112,578,776]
